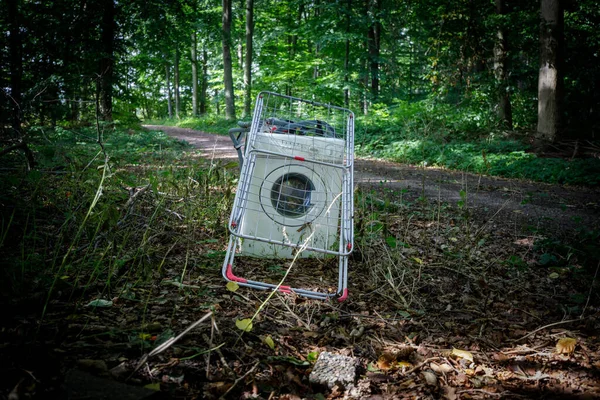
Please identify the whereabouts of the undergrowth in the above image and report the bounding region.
[354,100,600,186]
[0,125,237,309]
[144,116,235,136]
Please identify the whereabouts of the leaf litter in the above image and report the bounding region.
[2,144,600,399]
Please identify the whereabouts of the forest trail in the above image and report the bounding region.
[144,125,599,236]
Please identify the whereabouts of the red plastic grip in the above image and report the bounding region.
[294,156,305,161]
[225,264,247,283]
[278,285,292,294]
[338,288,349,302]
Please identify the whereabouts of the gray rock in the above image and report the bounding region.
[308,352,361,390]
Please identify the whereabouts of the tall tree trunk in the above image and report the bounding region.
[344,0,351,108]
[98,0,115,121]
[7,0,22,136]
[222,0,236,120]
[536,0,564,144]
[200,45,208,114]
[165,64,173,118]
[313,0,321,80]
[367,0,381,101]
[243,0,254,118]
[191,32,199,117]
[493,0,513,129]
[174,47,181,119]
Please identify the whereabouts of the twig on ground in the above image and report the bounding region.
[403,357,441,375]
[580,260,599,319]
[219,361,260,400]
[130,312,212,379]
[511,318,583,342]
[203,333,235,378]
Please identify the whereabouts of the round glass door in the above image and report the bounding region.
[270,173,315,217]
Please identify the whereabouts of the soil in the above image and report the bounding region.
[144,125,600,238]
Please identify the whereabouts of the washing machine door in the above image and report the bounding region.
[259,165,327,227]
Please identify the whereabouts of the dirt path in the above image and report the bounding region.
[144,125,600,236]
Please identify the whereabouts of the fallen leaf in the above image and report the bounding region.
[556,337,577,354]
[235,318,253,332]
[226,281,239,292]
[144,382,161,391]
[548,272,560,279]
[451,348,474,363]
[307,351,319,362]
[430,362,453,374]
[264,335,275,350]
[86,299,113,307]
[422,370,438,386]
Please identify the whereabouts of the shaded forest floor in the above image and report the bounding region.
[1,125,599,399]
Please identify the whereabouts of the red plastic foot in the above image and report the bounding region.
[225,264,248,283]
[338,288,349,302]
[278,285,292,294]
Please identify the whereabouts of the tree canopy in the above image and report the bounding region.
[2,0,599,140]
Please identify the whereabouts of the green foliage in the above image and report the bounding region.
[355,100,600,186]
[0,126,236,300]
[146,116,235,136]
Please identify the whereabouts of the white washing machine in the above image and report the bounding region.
[237,130,346,258]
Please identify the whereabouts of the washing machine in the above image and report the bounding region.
[236,130,346,258]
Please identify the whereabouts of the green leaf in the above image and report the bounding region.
[307,351,319,362]
[385,236,397,249]
[144,382,161,391]
[264,335,275,350]
[86,299,113,307]
[236,318,253,332]
[226,281,239,292]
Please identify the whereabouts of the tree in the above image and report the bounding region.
[243,0,254,118]
[191,31,199,117]
[98,0,116,120]
[493,0,513,129]
[536,0,564,144]
[222,0,236,120]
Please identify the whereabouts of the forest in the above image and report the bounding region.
[1,0,600,399]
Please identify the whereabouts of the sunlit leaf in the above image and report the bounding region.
[264,335,275,350]
[138,333,152,340]
[412,257,423,265]
[144,382,161,391]
[235,318,253,332]
[226,281,239,292]
[556,337,577,354]
[422,370,437,386]
[451,348,474,362]
[307,351,319,362]
[367,363,380,372]
[86,299,113,307]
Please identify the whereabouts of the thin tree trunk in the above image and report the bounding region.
[200,46,208,114]
[222,0,236,120]
[344,0,351,108]
[493,0,513,129]
[174,47,181,119]
[191,32,199,117]
[243,0,254,118]
[536,0,564,144]
[367,0,380,101]
[98,0,115,121]
[7,0,22,137]
[165,64,173,119]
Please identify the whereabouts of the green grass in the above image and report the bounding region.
[144,116,240,136]
[0,124,237,307]
[354,99,600,186]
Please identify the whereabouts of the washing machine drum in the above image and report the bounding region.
[259,165,327,227]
